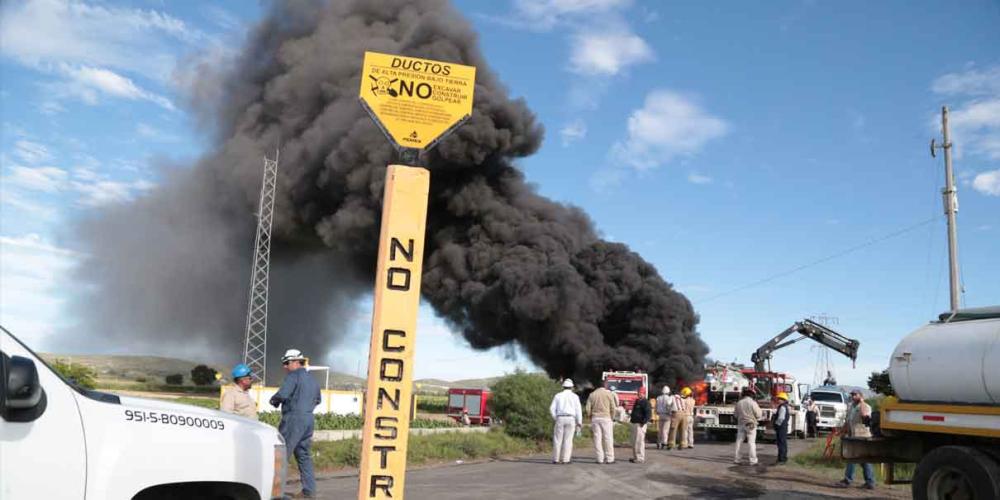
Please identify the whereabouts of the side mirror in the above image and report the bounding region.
[1,354,47,422]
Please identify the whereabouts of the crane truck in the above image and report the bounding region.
[695,319,860,440]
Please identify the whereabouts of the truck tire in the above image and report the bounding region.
[912,445,1000,500]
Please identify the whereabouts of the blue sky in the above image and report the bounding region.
[1,0,998,386]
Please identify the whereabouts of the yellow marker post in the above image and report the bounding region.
[357,166,430,499]
[357,50,475,500]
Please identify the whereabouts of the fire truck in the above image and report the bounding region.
[445,388,492,425]
[601,371,648,412]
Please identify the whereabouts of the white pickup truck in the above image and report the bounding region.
[0,327,286,500]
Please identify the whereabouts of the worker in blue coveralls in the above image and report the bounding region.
[270,348,322,499]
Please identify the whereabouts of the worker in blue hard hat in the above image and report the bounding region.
[220,363,258,420]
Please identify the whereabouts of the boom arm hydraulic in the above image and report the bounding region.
[750,319,860,372]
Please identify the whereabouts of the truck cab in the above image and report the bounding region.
[807,386,848,432]
[601,371,648,412]
[0,327,286,500]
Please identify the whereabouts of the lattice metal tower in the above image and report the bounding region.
[242,150,280,385]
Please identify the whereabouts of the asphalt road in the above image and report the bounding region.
[293,437,909,499]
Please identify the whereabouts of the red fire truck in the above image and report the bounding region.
[601,371,648,412]
[445,388,492,425]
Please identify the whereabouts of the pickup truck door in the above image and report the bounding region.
[1,332,87,499]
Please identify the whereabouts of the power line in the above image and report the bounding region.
[698,217,937,304]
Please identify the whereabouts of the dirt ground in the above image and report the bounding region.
[293,437,910,499]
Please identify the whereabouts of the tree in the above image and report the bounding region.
[165,373,184,385]
[488,371,562,440]
[867,369,894,396]
[190,365,218,386]
[51,359,97,390]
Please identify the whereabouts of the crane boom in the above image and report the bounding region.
[750,319,860,372]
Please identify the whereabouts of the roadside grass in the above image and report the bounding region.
[791,435,914,483]
[97,379,220,395]
[258,412,457,430]
[308,428,545,470]
[167,396,219,409]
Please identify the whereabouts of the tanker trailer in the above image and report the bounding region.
[841,307,1000,499]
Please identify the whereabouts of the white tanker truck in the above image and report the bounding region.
[842,308,1000,499]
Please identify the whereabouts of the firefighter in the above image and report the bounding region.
[733,388,762,465]
[549,378,582,464]
[654,386,673,449]
[772,392,790,465]
[670,387,695,450]
[836,389,875,490]
[585,380,618,464]
[220,363,258,420]
[683,387,696,449]
[269,349,322,499]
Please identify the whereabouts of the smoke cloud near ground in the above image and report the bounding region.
[71,0,708,385]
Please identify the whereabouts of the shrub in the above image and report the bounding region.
[867,369,894,396]
[488,372,561,440]
[256,412,455,430]
[190,364,218,386]
[50,359,97,390]
[165,373,184,385]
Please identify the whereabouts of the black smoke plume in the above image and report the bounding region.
[71,0,708,385]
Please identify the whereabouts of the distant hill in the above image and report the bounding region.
[39,353,228,384]
[41,352,506,390]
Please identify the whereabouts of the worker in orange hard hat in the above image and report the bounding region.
[771,392,790,464]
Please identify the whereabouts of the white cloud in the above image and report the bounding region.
[559,119,587,146]
[972,169,1000,196]
[612,90,729,170]
[687,172,713,185]
[0,0,202,82]
[136,122,178,141]
[54,65,176,111]
[0,233,81,347]
[511,0,631,30]
[569,30,654,76]
[13,140,53,164]
[931,66,1000,162]
[5,165,69,192]
[72,178,154,206]
[932,66,1000,96]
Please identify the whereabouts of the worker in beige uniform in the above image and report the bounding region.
[220,363,258,420]
[585,381,618,464]
[654,386,674,449]
[733,388,762,465]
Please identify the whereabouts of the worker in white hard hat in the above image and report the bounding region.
[549,378,582,464]
[654,385,674,449]
[269,348,322,498]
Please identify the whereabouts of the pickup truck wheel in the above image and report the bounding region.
[912,446,1000,500]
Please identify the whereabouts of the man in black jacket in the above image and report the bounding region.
[629,397,652,463]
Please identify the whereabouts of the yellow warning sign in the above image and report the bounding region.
[360,51,476,150]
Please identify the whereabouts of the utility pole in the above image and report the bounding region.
[242,150,280,385]
[931,106,961,313]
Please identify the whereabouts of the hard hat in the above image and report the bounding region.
[776,392,789,401]
[231,363,252,379]
[681,387,692,396]
[662,386,671,395]
[562,378,574,388]
[281,349,305,363]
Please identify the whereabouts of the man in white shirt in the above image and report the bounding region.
[654,386,673,449]
[549,378,582,464]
